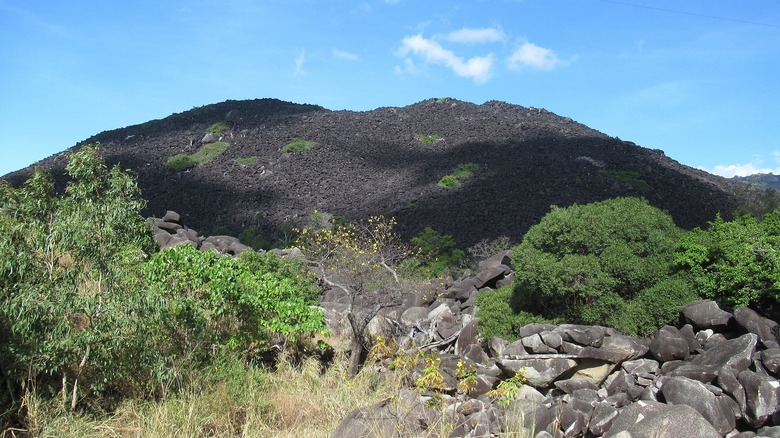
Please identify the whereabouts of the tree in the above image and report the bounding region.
[507,197,691,336]
[0,144,157,413]
[674,210,780,312]
[296,216,411,376]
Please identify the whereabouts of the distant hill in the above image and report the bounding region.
[732,173,780,191]
[2,98,751,247]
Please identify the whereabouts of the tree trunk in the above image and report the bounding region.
[347,335,363,378]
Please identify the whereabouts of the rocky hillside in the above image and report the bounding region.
[3,98,746,247]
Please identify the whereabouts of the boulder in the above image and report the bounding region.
[735,307,779,348]
[522,333,557,354]
[161,210,181,223]
[602,401,721,438]
[680,299,734,332]
[496,357,578,389]
[658,376,736,435]
[667,333,757,382]
[579,334,649,363]
[761,348,780,374]
[649,325,691,362]
[331,389,440,438]
[738,369,780,428]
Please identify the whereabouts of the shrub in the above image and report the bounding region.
[206,121,231,135]
[476,286,558,341]
[675,210,780,309]
[510,197,689,335]
[410,227,465,277]
[438,163,480,189]
[282,139,317,153]
[415,134,440,144]
[164,142,229,170]
[165,154,198,171]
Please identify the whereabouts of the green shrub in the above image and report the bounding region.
[438,163,480,189]
[476,286,558,341]
[410,227,465,277]
[510,197,686,336]
[675,210,780,309]
[165,154,198,171]
[282,139,317,153]
[191,141,229,163]
[235,156,258,166]
[164,142,229,170]
[206,121,231,135]
[416,134,440,144]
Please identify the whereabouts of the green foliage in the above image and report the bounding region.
[511,197,689,335]
[165,154,198,171]
[674,211,780,309]
[410,227,465,277]
[0,144,159,412]
[476,286,558,341]
[235,156,258,166]
[164,142,229,170]
[206,121,230,135]
[238,225,269,250]
[598,169,651,192]
[415,134,440,144]
[282,139,317,153]
[144,244,325,360]
[487,372,527,408]
[438,163,480,189]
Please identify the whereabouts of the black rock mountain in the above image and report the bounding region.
[3,98,748,247]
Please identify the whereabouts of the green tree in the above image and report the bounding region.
[507,197,690,336]
[674,210,780,310]
[0,144,157,414]
[410,227,465,277]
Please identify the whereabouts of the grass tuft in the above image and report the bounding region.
[282,139,317,153]
[165,142,229,171]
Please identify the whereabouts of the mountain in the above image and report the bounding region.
[2,98,749,247]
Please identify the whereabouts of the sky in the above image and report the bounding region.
[1,0,779,178]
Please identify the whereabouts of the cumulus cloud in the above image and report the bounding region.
[447,27,505,44]
[294,48,306,75]
[708,162,780,178]
[508,42,561,70]
[333,49,358,61]
[397,34,493,83]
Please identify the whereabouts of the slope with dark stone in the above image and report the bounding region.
[3,98,745,246]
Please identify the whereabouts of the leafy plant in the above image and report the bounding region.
[206,121,230,135]
[0,144,159,413]
[487,372,527,408]
[438,163,480,189]
[164,142,229,170]
[510,197,689,336]
[410,227,465,277]
[415,134,440,144]
[674,211,780,309]
[282,139,317,153]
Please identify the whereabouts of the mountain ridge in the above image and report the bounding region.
[3,97,748,247]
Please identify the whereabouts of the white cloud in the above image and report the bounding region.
[333,49,358,61]
[294,48,306,75]
[397,34,493,83]
[508,42,561,70]
[447,27,505,44]
[708,163,780,178]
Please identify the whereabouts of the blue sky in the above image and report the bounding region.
[1,0,779,178]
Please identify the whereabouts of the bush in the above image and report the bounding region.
[438,163,480,189]
[165,154,198,170]
[164,142,229,170]
[410,227,465,277]
[282,139,317,153]
[206,121,230,135]
[476,286,557,341]
[510,197,689,336]
[675,210,780,310]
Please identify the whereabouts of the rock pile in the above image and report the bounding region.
[328,255,780,437]
[148,210,250,255]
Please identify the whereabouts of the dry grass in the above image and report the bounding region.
[9,351,396,438]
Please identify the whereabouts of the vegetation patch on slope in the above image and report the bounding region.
[165,141,230,170]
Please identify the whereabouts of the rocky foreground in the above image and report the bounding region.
[150,211,780,437]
